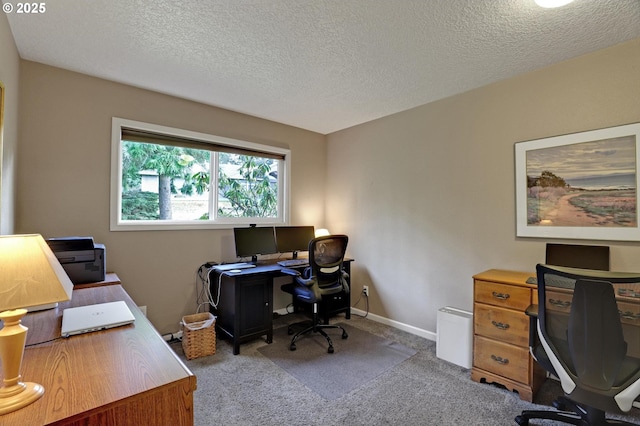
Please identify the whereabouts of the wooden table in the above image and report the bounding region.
[2,278,196,425]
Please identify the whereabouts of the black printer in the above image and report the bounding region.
[46,236,106,284]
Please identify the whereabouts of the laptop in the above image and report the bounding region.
[61,301,136,337]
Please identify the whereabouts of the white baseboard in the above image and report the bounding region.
[274,308,289,316]
[350,308,437,342]
[272,307,436,342]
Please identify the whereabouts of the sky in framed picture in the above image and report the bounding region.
[515,122,640,241]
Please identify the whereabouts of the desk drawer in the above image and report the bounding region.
[618,300,640,326]
[474,335,529,384]
[475,281,531,310]
[545,290,573,314]
[474,303,529,347]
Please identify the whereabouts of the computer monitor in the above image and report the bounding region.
[275,226,315,259]
[545,243,610,271]
[233,226,277,263]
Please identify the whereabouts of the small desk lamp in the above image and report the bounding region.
[315,228,330,238]
[0,234,74,415]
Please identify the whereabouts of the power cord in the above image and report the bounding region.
[352,289,370,318]
[162,332,182,344]
[194,262,243,313]
[25,336,64,347]
[195,263,220,312]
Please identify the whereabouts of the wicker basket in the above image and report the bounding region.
[181,312,216,360]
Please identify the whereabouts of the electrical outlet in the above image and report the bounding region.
[363,285,369,297]
[163,330,183,342]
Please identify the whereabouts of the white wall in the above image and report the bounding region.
[327,38,640,334]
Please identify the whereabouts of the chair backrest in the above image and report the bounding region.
[308,235,348,290]
[536,263,640,413]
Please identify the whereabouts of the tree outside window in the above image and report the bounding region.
[112,118,288,230]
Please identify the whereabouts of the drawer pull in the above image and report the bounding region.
[619,288,640,298]
[549,299,571,308]
[619,310,640,321]
[490,354,509,365]
[492,291,510,300]
[491,320,510,330]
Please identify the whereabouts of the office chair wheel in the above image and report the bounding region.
[328,345,334,354]
[342,330,348,339]
[289,343,296,351]
[552,399,567,411]
[287,326,294,335]
[514,415,528,425]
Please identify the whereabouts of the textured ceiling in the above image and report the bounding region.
[4,0,640,134]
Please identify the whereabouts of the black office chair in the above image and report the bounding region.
[516,264,640,426]
[280,235,350,353]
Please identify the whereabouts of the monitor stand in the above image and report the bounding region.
[292,251,298,259]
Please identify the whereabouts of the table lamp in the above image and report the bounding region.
[315,228,330,238]
[0,234,74,415]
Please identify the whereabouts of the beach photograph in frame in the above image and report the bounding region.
[515,122,640,241]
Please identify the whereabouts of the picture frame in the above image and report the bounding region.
[515,122,640,241]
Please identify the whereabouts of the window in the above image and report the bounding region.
[111,118,290,230]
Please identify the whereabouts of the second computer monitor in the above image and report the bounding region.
[545,243,610,271]
[275,226,315,259]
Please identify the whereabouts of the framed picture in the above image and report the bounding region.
[515,122,640,241]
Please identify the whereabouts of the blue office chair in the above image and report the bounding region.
[280,235,349,353]
[516,264,640,425]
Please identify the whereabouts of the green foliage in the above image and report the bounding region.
[528,170,567,188]
[218,156,278,217]
[191,171,210,195]
[121,141,278,221]
[122,141,204,219]
[121,191,159,220]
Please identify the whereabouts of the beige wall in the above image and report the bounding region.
[0,12,20,234]
[327,38,640,334]
[17,61,327,334]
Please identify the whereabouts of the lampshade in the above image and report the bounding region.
[0,234,74,415]
[0,234,74,311]
[315,228,330,238]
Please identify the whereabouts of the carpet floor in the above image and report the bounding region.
[172,313,640,426]
[257,322,417,400]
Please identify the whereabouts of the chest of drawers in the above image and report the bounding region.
[471,269,546,402]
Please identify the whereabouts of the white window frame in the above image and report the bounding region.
[110,117,290,231]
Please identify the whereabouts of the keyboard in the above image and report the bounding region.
[277,259,309,267]
[213,262,256,271]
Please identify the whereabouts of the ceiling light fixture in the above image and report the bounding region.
[534,0,575,7]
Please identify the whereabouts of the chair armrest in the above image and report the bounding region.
[280,268,301,277]
[525,304,538,318]
[280,267,316,288]
[525,304,538,349]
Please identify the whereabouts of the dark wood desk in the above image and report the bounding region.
[3,279,196,425]
[210,259,353,355]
